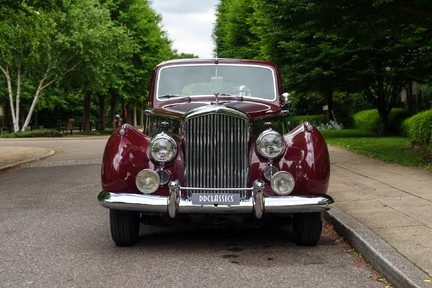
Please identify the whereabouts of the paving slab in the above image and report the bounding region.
[328,145,432,286]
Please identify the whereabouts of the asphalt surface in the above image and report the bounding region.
[0,138,431,287]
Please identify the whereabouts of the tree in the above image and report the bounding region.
[214,0,432,134]
[253,0,432,134]
[58,0,135,131]
[0,2,64,132]
[214,0,258,59]
[104,0,174,127]
[0,0,134,132]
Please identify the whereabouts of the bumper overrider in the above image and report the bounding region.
[98,180,334,219]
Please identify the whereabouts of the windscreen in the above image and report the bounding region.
[157,64,277,101]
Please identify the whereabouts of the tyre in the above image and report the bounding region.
[109,209,140,246]
[292,212,323,246]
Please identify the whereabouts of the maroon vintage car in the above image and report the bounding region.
[98,58,333,246]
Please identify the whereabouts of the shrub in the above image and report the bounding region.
[353,108,410,134]
[353,109,379,131]
[0,129,64,138]
[289,114,325,128]
[403,110,432,150]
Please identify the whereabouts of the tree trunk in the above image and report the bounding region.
[123,105,129,124]
[377,108,391,135]
[83,94,91,131]
[21,72,50,131]
[15,65,21,132]
[98,94,105,131]
[110,89,117,128]
[133,106,137,126]
[324,88,333,123]
[0,65,19,132]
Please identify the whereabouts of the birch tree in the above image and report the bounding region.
[0,3,60,131]
[0,0,133,131]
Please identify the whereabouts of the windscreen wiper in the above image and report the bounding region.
[158,94,181,99]
[158,94,192,102]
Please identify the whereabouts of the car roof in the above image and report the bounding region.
[156,58,278,69]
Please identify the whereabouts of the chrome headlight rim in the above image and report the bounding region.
[150,133,178,163]
[256,129,285,160]
[270,171,295,196]
[135,169,160,194]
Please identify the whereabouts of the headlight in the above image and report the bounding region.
[150,133,177,163]
[271,171,295,195]
[256,129,285,159]
[136,169,160,194]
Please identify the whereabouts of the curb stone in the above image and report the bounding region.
[0,149,55,172]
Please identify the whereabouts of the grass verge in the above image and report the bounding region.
[321,129,431,169]
[0,129,115,138]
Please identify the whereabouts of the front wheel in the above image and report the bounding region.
[292,212,323,246]
[109,209,140,246]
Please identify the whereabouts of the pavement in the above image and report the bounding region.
[0,144,432,287]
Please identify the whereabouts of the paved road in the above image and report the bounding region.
[0,138,387,287]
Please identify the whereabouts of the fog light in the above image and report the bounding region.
[135,169,160,194]
[264,165,279,181]
[157,169,170,186]
[271,171,295,195]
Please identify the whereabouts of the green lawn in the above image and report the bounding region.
[320,129,431,169]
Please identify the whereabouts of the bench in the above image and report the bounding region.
[59,118,75,135]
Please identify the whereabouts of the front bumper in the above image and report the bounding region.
[98,180,334,219]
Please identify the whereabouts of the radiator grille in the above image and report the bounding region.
[184,112,249,198]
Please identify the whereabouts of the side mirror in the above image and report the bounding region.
[281,92,290,107]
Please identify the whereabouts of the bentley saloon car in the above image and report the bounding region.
[98,58,334,246]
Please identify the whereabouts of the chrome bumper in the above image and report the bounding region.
[98,180,334,219]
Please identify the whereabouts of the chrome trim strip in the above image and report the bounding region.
[179,187,254,191]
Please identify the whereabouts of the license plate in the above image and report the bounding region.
[191,193,240,205]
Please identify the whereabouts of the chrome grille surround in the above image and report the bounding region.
[183,105,250,199]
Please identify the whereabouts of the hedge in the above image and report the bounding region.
[0,129,64,138]
[289,114,325,128]
[353,108,410,134]
[403,109,432,151]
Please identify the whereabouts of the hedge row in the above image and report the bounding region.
[292,109,432,153]
[289,114,325,128]
[0,129,64,138]
[353,108,410,134]
[403,109,432,151]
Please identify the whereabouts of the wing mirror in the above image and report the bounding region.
[280,92,290,107]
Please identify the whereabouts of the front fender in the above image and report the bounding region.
[250,123,330,196]
[101,124,153,193]
[282,123,330,196]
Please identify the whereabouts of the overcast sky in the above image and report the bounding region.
[151,0,219,58]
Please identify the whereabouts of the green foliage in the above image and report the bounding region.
[289,91,372,128]
[0,129,63,138]
[105,0,174,104]
[320,129,376,138]
[77,129,115,136]
[0,0,175,131]
[214,0,432,135]
[354,108,410,134]
[353,110,380,131]
[322,130,430,168]
[403,110,432,150]
[288,92,323,116]
[214,0,258,59]
[420,82,432,108]
[289,114,325,128]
